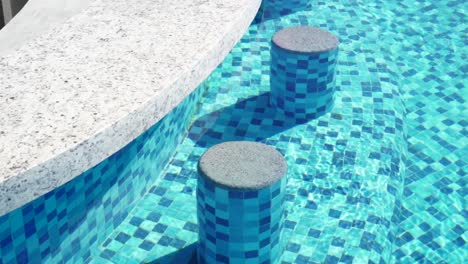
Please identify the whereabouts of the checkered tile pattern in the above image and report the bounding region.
[372,0,467,262]
[0,82,205,264]
[90,0,408,260]
[197,175,285,264]
[1,0,465,263]
[270,41,338,119]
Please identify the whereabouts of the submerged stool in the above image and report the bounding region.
[270,26,339,119]
[197,141,287,264]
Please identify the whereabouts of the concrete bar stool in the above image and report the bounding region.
[197,141,287,264]
[270,26,339,119]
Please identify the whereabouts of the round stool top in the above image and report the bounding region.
[198,141,287,190]
[272,26,339,53]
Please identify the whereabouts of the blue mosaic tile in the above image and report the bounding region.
[0,81,206,263]
[270,36,338,119]
[89,1,409,262]
[379,0,467,262]
[1,0,465,263]
[197,174,286,263]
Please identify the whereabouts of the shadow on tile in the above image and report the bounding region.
[187,92,313,149]
[253,0,313,24]
[148,243,197,264]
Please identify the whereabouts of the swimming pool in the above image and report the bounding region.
[0,0,466,263]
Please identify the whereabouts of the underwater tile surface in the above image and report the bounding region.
[376,0,467,263]
[92,0,467,263]
[1,0,465,263]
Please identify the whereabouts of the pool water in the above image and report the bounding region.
[0,0,466,263]
[88,0,466,263]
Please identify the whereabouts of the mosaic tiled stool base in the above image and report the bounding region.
[197,141,287,264]
[270,26,339,119]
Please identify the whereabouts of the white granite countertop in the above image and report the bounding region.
[0,0,261,216]
[0,0,92,56]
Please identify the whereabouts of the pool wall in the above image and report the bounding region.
[0,82,206,263]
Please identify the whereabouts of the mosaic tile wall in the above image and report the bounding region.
[270,38,338,119]
[0,82,206,264]
[197,175,285,263]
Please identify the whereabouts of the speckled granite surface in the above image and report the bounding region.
[0,0,92,56]
[0,0,261,216]
[272,26,339,53]
[198,141,287,190]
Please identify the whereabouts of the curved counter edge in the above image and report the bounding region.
[0,0,262,216]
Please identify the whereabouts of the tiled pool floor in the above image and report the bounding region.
[379,1,467,262]
[88,0,466,263]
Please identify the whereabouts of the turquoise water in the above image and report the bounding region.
[0,0,465,263]
[89,0,466,263]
